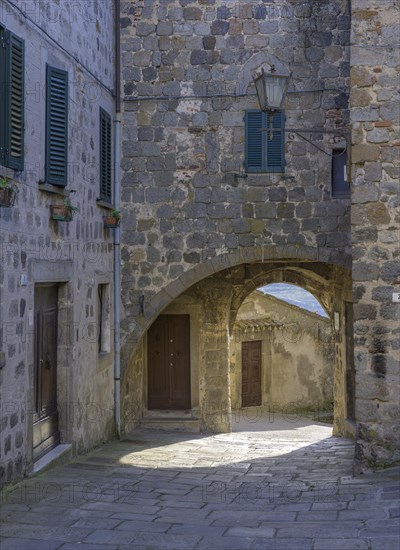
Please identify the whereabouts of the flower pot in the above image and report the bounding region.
[50,204,73,221]
[103,215,120,228]
[0,186,17,207]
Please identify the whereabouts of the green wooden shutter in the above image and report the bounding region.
[46,65,68,186]
[5,31,25,170]
[100,108,112,201]
[0,29,24,170]
[245,110,265,173]
[266,110,285,173]
[0,26,6,164]
[245,110,285,174]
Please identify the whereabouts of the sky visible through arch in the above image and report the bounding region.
[259,283,329,318]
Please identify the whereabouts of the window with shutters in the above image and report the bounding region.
[245,110,285,174]
[331,149,350,197]
[99,108,112,202]
[45,65,68,186]
[0,25,25,170]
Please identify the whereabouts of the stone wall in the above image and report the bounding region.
[230,291,335,411]
[119,0,352,355]
[0,0,116,485]
[350,0,400,469]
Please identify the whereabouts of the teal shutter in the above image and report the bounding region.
[100,108,112,201]
[46,65,68,186]
[5,31,25,170]
[245,110,264,173]
[266,110,285,173]
[0,26,6,163]
[245,110,285,174]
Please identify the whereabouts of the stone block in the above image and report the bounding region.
[367,129,390,144]
[211,21,229,35]
[203,36,216,50]
[259,21,279,34]
[352,262,380,281]
[136,22,156,37]
[277,203,295,218]
[190,50,207,65]
[183,7,202,20]
[156,22,173,36]
[194,22,211,36]
[255,204,277,219]
[356,106,384,125]
[243,20,259,35]
[269,187,287,201]
[295,203,312,218]
[367,203,390,225]
[352,185,379,204]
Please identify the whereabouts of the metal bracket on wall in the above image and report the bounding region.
[261,127,350,156]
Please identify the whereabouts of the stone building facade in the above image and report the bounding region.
[0,0,116,485]
[350,0,400,469]
[119,0,354,437]
[119,0,399,470]
[230,290,335,413]
[1,0,399,486]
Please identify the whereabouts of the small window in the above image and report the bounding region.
[0,27,25,170]
[98,284,110,354]
[99,108,112,202]
[331,149,350,197]
[46,65,68,186]
[245,110,285,173]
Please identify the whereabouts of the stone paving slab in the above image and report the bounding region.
[0,416,399,549]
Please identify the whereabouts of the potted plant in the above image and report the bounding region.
[50,197,79,222]
[103,209,121,228]
[0,176,18,207]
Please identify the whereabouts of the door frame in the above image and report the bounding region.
[241,339,262,408]
[27,260,73,470]
[144,301,201,415]
[33,284,60,461]
[147,314,191,410]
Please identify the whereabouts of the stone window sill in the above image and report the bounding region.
[96,199,115,210]
[39,183,70,197]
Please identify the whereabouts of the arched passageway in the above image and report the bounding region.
[230,282,335,430]
[121,259,354,440]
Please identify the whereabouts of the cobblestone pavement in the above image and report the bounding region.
[1,414,399,549]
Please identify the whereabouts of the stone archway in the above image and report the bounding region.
[121,244,350,364]
[120,253,353,439]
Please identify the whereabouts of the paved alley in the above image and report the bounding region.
[1,414,399,549]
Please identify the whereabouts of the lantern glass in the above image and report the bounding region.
[254,68,289,111]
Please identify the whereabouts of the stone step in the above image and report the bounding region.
[32,443,74,476]
[140,417,200,433]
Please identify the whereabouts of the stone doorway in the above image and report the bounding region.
[32,284,60,462]
[147,314,191,410]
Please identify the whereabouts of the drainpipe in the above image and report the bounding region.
[114,0,121,439]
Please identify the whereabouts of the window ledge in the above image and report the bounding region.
[96,199,114,210]
[39,183,70,197]
[0,166,15,180]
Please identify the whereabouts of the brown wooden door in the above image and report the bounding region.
[148,315,191,409]
[33,285,60,461]
[242,340,262,407]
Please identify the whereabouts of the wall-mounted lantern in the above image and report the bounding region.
[253,64,290,112]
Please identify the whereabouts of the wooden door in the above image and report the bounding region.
[242,340,262,407]
[33,285,60,461]
[148,315,191,409]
